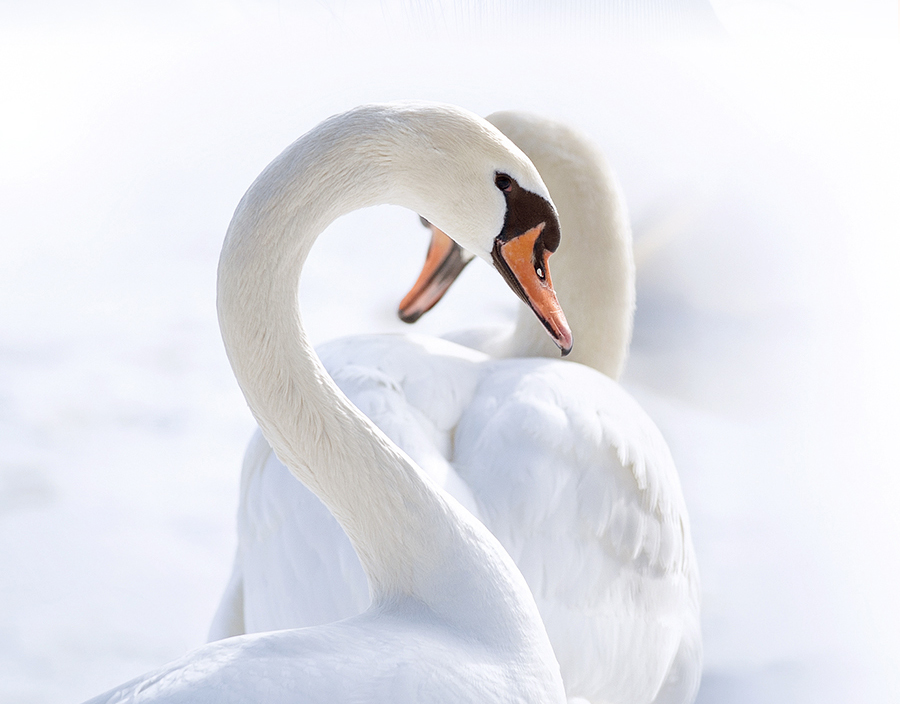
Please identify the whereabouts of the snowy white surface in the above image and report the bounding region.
[1,2,899,703]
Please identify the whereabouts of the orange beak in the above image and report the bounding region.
[398,224,473,323]
[493,224,573,356]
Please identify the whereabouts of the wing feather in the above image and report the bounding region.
[452,358,699,703]
[213,335,486,636]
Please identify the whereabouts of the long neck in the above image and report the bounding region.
[491,114,635,379]
[216,108,544,646]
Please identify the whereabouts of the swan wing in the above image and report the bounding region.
[318,334,488,516]
[318,334,488,438]
[235,428,370,632]
[206,556,245,641]
[214,334,488,636]
[453,358,701,704]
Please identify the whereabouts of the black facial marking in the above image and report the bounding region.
[490,173,560,291]
[492,173,560,251]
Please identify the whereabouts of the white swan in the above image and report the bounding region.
[398,111,702,704]
[82,102,571,703]
[209,111,701,704]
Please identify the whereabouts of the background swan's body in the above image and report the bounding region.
[213,335,488,633]
[83,103,567,703]
[210,111,700,704]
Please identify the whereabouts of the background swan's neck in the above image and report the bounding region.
[216,105,547,645]
[488,112,635,379]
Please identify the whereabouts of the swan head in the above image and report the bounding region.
[362,103,571,355]
[488,172,571,356]
[398,213,571,357]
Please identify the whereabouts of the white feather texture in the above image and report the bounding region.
[82,102,566,704]
[210,110,701,704]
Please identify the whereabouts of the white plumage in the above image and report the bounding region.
[210,111,701,704]
[82,102,568,703]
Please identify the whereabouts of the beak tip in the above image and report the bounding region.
[398,308,421,324]
[549,322,573,357]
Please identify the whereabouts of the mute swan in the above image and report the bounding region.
[398,112,701,704]
[209,111,701,704]
[82,102,570,703]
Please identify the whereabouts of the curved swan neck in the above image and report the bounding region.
[217,104,546,644]
[488,112,635,379]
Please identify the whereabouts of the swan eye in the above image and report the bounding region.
[535,265,545,281]
[495,174,512,192]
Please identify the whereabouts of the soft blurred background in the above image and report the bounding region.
[1,1,898,702]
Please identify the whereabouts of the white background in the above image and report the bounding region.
[1,2,898,702]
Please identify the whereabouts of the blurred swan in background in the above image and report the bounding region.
[210,111,701,704]
[83,102,570,703]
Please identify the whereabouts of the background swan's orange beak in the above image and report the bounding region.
[493,225,573,356]
[398,226,473,323]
